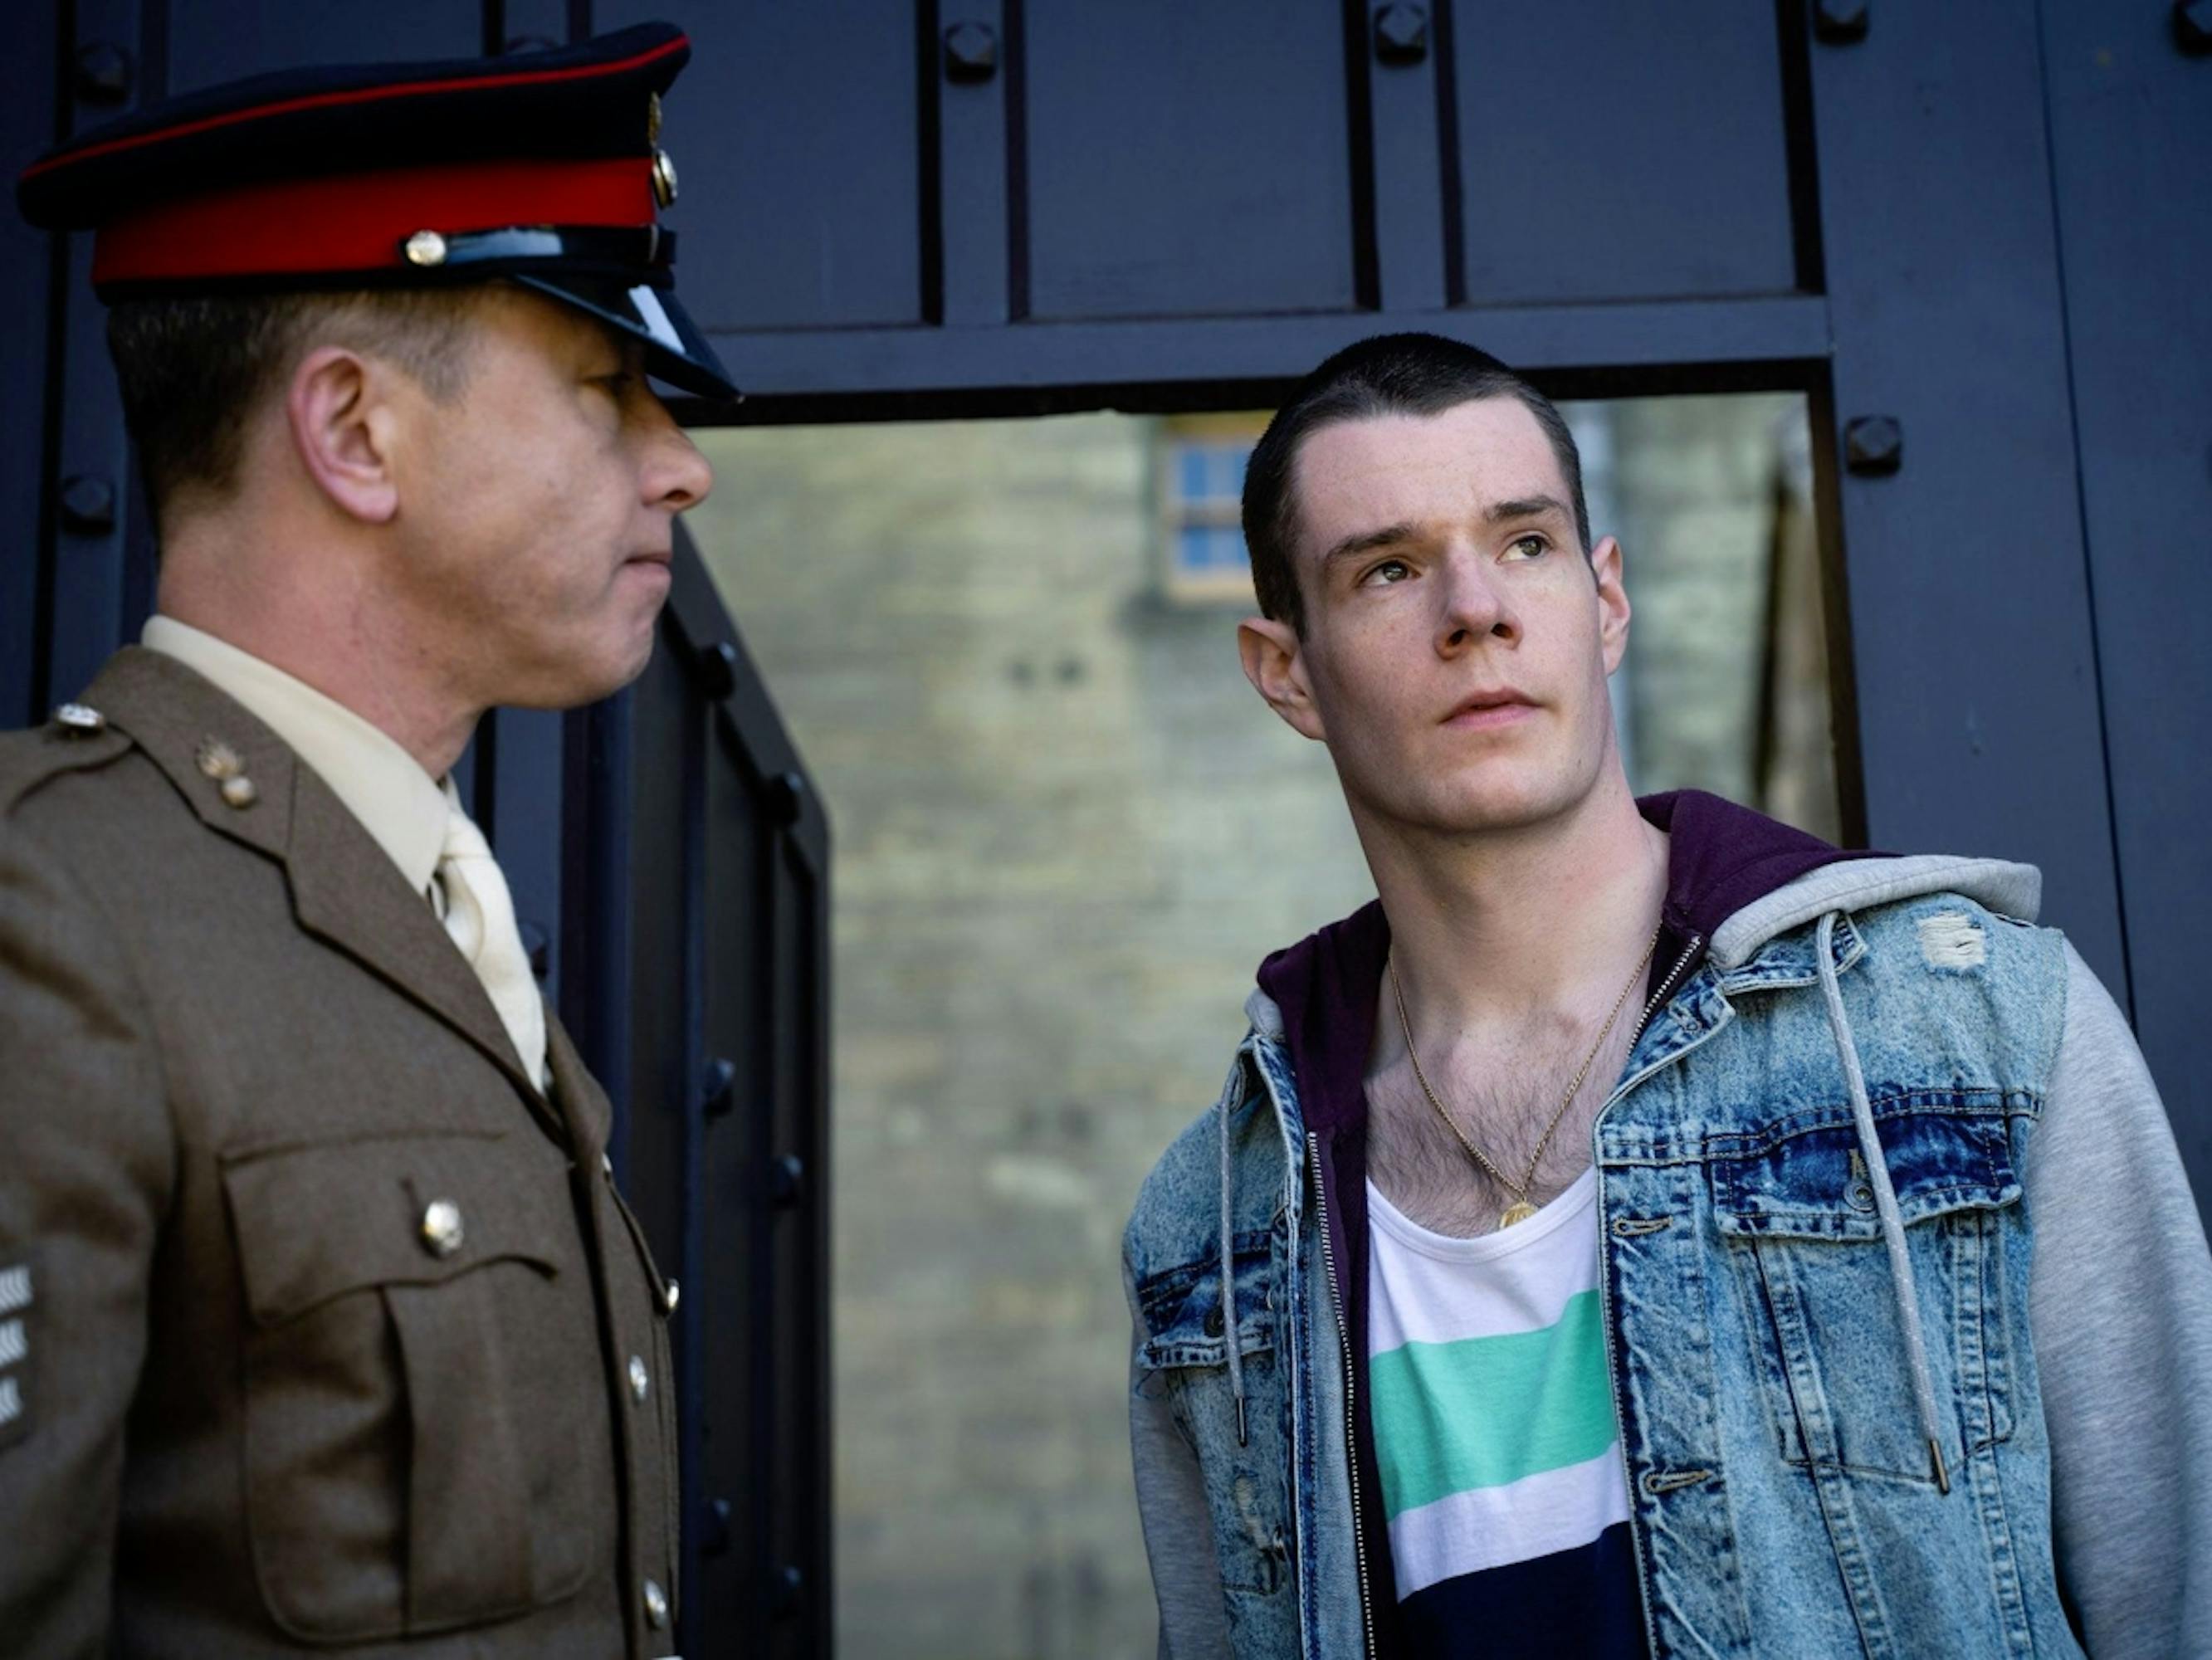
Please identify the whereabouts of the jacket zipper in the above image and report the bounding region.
[1307,1130,1378,1660]
[1592,930,1706,1659]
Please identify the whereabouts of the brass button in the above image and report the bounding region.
[660,1277,680,1315]
[418,1199,465,1258]
[642,1577,669,1628]
[219,774,258,809]
[628,1354,650,1403]
[403,228,448,266]
[651,148,679,208]
[51,702,105,735]
[601,1151,615,1177]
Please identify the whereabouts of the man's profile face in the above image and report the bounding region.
[383,286,715,710]
[1274,395,1629,839]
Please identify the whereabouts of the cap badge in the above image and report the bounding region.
[651,149,679,209]
[647,90,663,146]
[403,229,450,268]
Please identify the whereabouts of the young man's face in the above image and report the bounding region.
[1243,395,1630,839]
[387,286,715,710]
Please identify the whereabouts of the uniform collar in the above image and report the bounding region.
[141,616,448,900]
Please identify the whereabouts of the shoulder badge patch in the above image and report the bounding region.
[0,1262,29,1450]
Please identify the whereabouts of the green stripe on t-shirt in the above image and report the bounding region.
[1370,1288,1617,1518]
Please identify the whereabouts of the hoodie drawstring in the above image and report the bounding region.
[1814,911,1951,1495]
[1218,1082,1248,1445]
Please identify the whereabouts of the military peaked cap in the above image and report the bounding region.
[14,22,736,400]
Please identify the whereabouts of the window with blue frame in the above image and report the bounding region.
[1158,415,1267,601]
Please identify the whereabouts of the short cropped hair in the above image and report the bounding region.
[105,287,482,519]
[1240,332,1591,635]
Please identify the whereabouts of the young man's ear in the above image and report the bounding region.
[1589,534,1632,678]
[1238,614,1328,743]
[286,346,400,525]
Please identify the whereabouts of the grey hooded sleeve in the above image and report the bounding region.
[1126,1264,1235,1660]
[2026,940,2212,1658]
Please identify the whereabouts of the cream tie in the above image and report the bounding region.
[436,784,548,1090]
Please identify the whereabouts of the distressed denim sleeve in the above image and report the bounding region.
[1125,1266,1234,1660]
[2028,940,2212,1658]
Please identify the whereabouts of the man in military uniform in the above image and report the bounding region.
[1,24,727,1657]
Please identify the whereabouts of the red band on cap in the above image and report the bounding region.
[93,156,655,286]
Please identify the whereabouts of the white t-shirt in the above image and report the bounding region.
[1366,1168,1645,1653]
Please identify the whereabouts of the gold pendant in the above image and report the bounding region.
[1499,1200,1539,1228]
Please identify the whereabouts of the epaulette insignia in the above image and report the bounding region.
[0,1262,30,1451]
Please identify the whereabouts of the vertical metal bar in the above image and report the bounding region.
[1,0,62,729]
[487,706,566,1000]
[673,666,708,1657]
[1338,0,1381,311]
[43,0,146,710]
[799,832,833,1653]
[1362,0,1447,312]
[937,0,1009,327]
[560,691,636,1171]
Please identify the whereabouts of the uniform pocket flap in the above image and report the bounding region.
[1134,1232,1276,1370]
[1708,1100,2019,1241]
[225,1135,572,1326]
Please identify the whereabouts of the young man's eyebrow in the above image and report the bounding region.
[1484,494,1572,525]
[1318,523,1420,569]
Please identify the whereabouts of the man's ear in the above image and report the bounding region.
[285,345,400,525]
[1238,614,1328,743]
[1589,534,1632,677]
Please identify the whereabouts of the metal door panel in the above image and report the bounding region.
[1020,0,1365,320]
[1446,0,1799,305]
[595,0,927,332]
[166,1,476,90]
[1804,0,2126,984]
[2037,4,2212,1188]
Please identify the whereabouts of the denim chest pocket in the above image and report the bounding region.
[1133,1230,1292,1599]
[1707,1101,2020,1483]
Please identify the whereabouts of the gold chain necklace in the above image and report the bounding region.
[1388,921,1663,1230]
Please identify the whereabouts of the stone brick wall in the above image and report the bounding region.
[685,393,1819,1658]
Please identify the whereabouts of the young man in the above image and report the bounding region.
[1124,334,2212,1658]
[1,26,723,1656]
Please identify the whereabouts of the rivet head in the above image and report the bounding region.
[419,1199,465,1258]
[403,229,449,267]
[219,775,259,808]
[195,739,242,780]
[642,1577,669,1628]
[1374,3,1430,64]
[661,1277,680,1315]
[651,148,679,209]
[943,20,999,81]
[628,1354,650,1402]
[1843,414,1904,476]
[51,702,106,735]
[1813,0,1871,44]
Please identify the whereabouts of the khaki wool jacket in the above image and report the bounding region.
[0,648,681,1658]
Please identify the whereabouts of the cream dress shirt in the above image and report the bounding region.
[140,616,546,1086]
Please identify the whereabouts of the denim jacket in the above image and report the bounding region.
[1125,851,2212,1659]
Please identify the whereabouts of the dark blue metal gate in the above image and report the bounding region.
[8,6,2209,1656]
